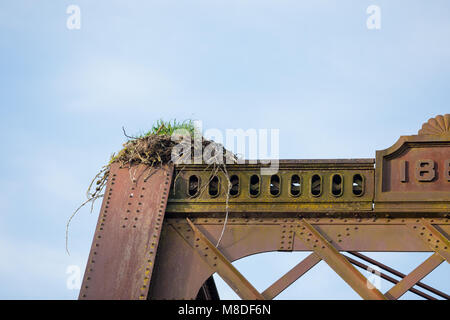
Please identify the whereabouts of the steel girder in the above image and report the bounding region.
[79,114,450,300]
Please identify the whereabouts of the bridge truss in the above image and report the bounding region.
[79,115,450,300]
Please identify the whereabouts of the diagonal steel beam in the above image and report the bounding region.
[262,253,321,300]
[79,164,173,300]
[420,219,450,263]
[385,252,444,300]
[407,219,450,264]
[295,219,387,300]
[185,218,265,300]
[348,251,449,299]
[344,254,436,300]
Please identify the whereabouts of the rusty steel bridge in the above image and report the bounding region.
[79,114,450,300]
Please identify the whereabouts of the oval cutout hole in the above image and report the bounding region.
[208,176,219,197]
[311,174,322,196]
[249,175,260,197]
[188,175,199,197]
[331,174,343,196]
[270,175,280,196]
[229,175,239,196]
[352,174,363,196]
[290,175,301,196]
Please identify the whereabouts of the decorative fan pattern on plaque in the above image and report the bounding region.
[418,114,450,136]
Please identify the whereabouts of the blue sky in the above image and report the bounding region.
[0,1,449,299]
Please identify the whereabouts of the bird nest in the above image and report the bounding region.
[66,122,237,254]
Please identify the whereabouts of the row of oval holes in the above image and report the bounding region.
[188,174,364,197]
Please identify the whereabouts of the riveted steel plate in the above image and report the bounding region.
[167,159,375,213]
[79,162,173,300]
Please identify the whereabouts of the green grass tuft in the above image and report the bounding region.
[141,119,196,137]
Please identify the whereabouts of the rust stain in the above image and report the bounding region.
[79,162,173,300]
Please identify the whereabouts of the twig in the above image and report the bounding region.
[155,124,165,135]
[122,126,139,140]
[66,194,103,255]
[216,164,231,248]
